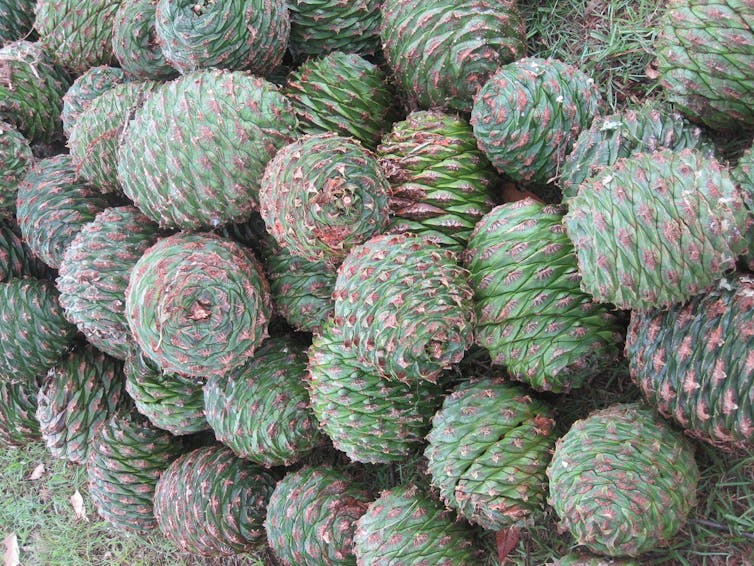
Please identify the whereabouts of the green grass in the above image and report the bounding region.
[0,442,274,566]
[521,0,663,113]
[521,0,754,164]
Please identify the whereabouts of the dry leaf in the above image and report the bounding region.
[645,60,660,80]
[496,526,520,564]
[500,182,546,204]
[70,490,88,522]
[3,533,19,566]
[28,463,45,481]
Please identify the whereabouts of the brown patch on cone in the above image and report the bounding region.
[189,301,212,321]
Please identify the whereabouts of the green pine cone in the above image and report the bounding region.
[112,0,177,80]
[0,0,36,46]
[33,0,120,74]
[16,154,111,269]
[0,279,78,381]
[61,65,128,139]
[547,403,699,557]
[259,133,390,265]
[307,321,445,464]
[69,81,158,194]
[377,110,498,253]
[626,275,754,452]
[288,0,381,59]
[153,445,279,555]
[87,410,183,532]
[36,345,127,464]
[0,41,70,143]
[0,121,32,218]
[219,211,336,332]
[218,209,269,251]
[284,52,401,150]
[125,232,272,378]
[154,0,289,74]
[117,70,297,229]
[466,198,624,393]
[257,232,337,334]
[333,233,475,383]
[0,221,50,282]
[654,0,754,130]
[265,466,371,566]
[204,336,322,467]
[471,57,602,184]
[353,484,482,565]
[0,377,42,446]
[57,206,162,360]
[425,378,557,530]
[560,104,712,200]
[380,0,525,112]
[732,144,754,270]
[564,148,748,310]
[266,253,336,334]
[124,349,209,436]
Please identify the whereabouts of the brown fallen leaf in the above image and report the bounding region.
[4,532,19,566]
[500,182,546,204]
[645,59,660,80]
[70,490,88,522]
[28,463,45,481]
[496,526,520,564]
